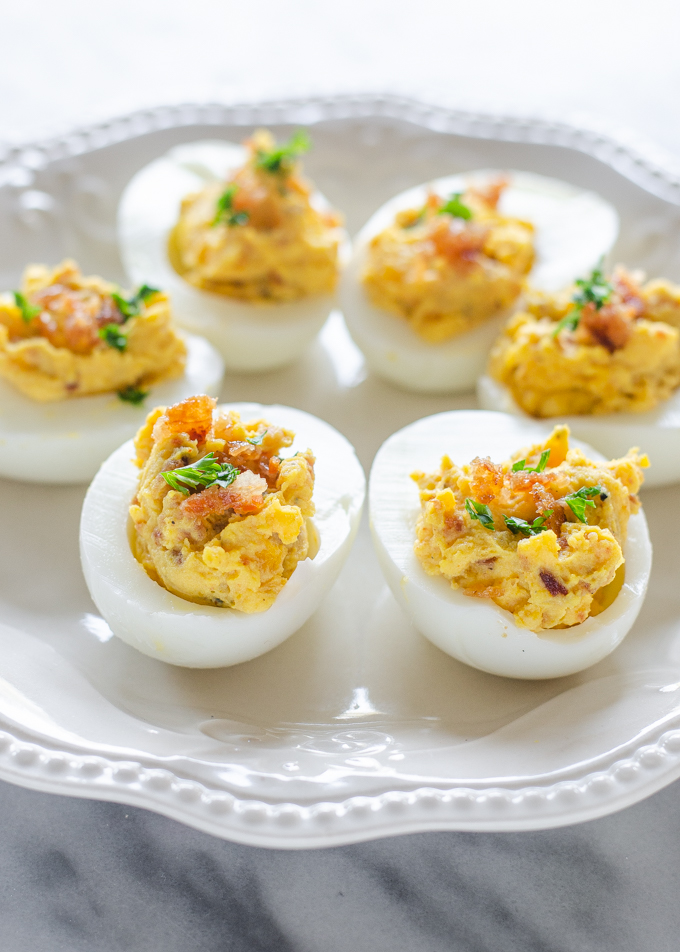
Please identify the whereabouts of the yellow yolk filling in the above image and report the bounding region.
[169,130,344,303]
[412,426,646,632]
[0,260,186,402]
[488,268,680,417]
[362,181,535,343]
[130,395,315,613]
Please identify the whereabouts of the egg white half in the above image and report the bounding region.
[369,410,651,680]
[118,140,349,372]
[341,171,619,394]
[478,374,680,488]
[0,333,224,485]
[80,403,365,668]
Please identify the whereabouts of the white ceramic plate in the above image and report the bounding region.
[1,97,680,848]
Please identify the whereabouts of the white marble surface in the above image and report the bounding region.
[1,778,680,951]
[3,2,680,949]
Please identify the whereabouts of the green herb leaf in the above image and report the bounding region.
[111,291,139,321]
[246,429,267,446]
[111,284,161,321]
[465,497,495,531]
[135,284,160,302]
[562,485,604,522]
[161,452,240,495]
[553,260,613,337]
[117,385,149,405]
[438,192,473,221]
[573,262,613,311]
[212,184,249,227]
[552,311,582,337]
[254,129,310,174]
[504,509,554,536]
[511,449,551,474]
[13,291,41,323]
[99,323,128,351]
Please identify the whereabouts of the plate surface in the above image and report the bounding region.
[1,96,680,848]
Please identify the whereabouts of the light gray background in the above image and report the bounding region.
[2,3,680,949]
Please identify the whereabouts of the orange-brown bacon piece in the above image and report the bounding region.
[577,300,633,353]
[21,283,124,354]
[165,394,216,443]
[429,219,488,272]
[465,456,570,529]
[180,472,266,518]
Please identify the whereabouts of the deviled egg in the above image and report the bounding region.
[118,130,349,372]
[0,260,224,484]
[341,171,618,393]
[478,264,680,486]
[80,395,365,667]
[370,410,651,679]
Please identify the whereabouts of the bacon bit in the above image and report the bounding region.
[29,283,125,354]
[477,557,497,567]
[425,191,442,214]
[444,512,464,533]
[467,456,504,504]
[539,570,568,597]
[259,454,281,487]
[531,484,566,534]
[220,441,282,487]
[229,167,284,229]
[181,470,267,518]
[226,440,262,460]
[165,395,216,442]
[577,301,633,353]
[429,218,487,271]
[611,267,646,318]
[468,176,509,210]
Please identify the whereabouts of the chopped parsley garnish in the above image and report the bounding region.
[212,184,249,227]
[13,291,41,323]
[504,510,553,536]
[136,284,160,303]
[553,261,613,337]
[162,452,240,495]
[465,497,495,530]
[438,192,473,221]
[562,485,606,522]
[117,385,148,405]
[511,449,551,474]
[99,323,128,351]
[254,129,310,174]
[246,429,267,446]
[111,284,160,321]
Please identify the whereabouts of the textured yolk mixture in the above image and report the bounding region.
[168,130,344,302]
[361,179,535,343]
[412,426,647,632]
[0,260,186,402]
[130,395,315,613]
[488,266,680,417]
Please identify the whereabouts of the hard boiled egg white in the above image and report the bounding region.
[369,410,651,679]
[80,403,365,668]
[341,171,619,394]
[118,140,349,373]
[477,374,680,488]
[0,333,223,485]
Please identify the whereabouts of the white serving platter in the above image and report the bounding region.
[1,95,680,848]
